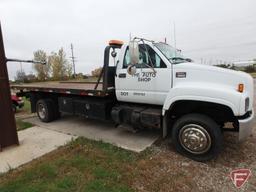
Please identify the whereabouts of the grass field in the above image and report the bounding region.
[22,97,31,114]
[15,119,33,131]
[0,138,151,192]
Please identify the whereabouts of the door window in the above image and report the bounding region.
[123,44,166,68]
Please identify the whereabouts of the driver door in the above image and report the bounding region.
[115,44,171,105]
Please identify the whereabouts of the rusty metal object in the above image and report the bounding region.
[0,22,19,150]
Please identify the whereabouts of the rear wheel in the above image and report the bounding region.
[36,99,55,122]
[171,113,222,162]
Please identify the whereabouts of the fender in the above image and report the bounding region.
[162,83,242,116]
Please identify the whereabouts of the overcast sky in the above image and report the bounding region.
[0,0,255,80]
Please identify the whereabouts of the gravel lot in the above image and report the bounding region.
[134,80,256,192]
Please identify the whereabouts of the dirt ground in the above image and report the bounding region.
[131,128,256,192]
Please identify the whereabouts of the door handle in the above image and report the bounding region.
[118,73,126,78]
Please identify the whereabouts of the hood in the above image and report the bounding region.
[173,62,254,109]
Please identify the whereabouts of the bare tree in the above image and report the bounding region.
[15,70,26,83]
[49,48,72,80]
[33,50,50,81]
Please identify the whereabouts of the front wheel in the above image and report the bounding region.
[171,113,222,162]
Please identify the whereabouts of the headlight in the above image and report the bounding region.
[245,97,249,112]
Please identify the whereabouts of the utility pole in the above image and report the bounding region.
[20,62,24,83]
[70,43,76,77]
[20,62,23,72]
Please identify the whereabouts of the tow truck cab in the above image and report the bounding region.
[113,39,254,161]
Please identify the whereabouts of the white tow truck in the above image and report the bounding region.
[13,38,254,161]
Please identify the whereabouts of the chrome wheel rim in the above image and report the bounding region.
[38,104,46,119]
[179,124,211,154]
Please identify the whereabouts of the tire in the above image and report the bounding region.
[171,113,222,162]
[36,99,55,122]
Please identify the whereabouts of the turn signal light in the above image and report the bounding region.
[238,83,244,93]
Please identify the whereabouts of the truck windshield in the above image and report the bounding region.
[153,43,188,64]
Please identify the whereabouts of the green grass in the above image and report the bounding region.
[0,138,150,192]
[15,118,33,131]
[22,97,31,113]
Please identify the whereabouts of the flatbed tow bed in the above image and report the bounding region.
[10,41,120,126]
[11,81,114,97]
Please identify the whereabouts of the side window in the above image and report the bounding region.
[123,45,167,68]
[123,48,131,68]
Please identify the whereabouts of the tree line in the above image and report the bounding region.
[15,47,104,83]
[214,59,256,73]
[15,48,73,82]
[215,64,256,73]
[33,48,72,81]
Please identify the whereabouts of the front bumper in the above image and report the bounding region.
[238,111,254,141]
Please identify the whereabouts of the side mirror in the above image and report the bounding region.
[129,40,140,65]
[127,64,137,75]
[185,58,193,62]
